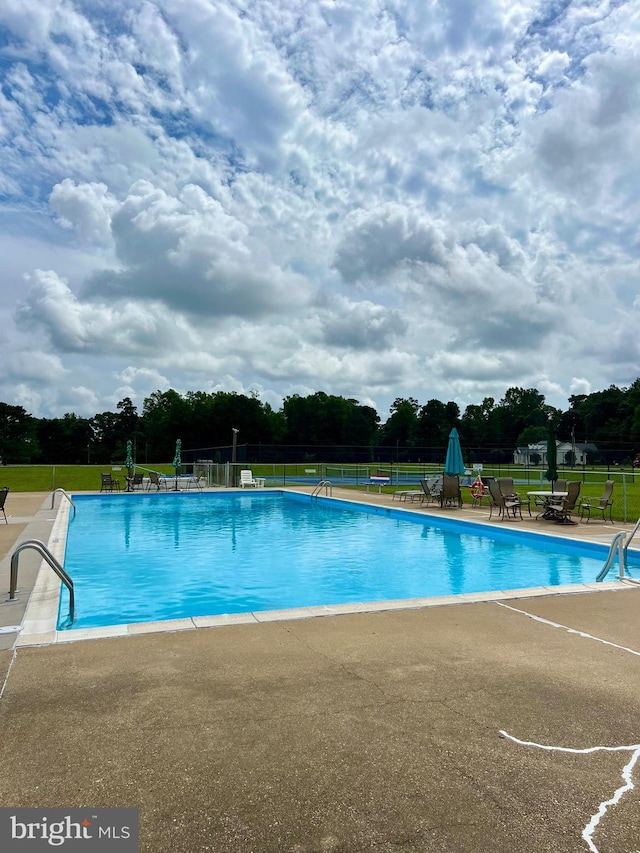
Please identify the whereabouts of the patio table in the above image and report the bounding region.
[527,490,568,520]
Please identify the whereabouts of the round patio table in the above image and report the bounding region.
[527,490,568,520]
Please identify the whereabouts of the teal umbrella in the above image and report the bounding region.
[544,420,558,487]
[444,427,466,476]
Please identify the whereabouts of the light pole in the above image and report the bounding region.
[232,428,238,487]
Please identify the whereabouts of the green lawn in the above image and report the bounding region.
[0,465,177,493]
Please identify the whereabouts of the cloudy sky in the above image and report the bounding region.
[1,0,639,421]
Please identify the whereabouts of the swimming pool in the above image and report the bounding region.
[57,491,628,631]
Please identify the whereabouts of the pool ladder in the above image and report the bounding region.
[311,480,333,499]
[51,487,76,517]
[596,516,640,583]
[7,539,75,625]
[596,531,627,582]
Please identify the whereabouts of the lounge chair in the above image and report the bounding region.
[0,487,8,523]
[546,482,581,524]
[580,480,614,523]
[487,478,522,521]
[240,470,258,488]
[419,476,442,505]
[100,473,121,492]
[440,475,462,508]
[420,477,442,504]
[392,487,423,502]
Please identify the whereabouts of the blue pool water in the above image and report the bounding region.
[59,491,624,630]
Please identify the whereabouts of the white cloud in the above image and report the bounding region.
[0,0,638,419]
[49,179,118,245]
[569,377,592,397]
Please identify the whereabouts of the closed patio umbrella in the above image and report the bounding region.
[544,420,558,488]
[124,439,134,491]
[444,427,466,476]
[172,438,182,491]
[125,439,134,474]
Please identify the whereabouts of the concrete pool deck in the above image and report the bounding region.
[0,490,639,852]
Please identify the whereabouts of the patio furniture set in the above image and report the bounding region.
[392,476,615,524]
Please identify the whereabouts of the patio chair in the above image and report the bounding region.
[546,482,581,525]
[0,486,8,523]
[146,471,168,491]
[240,470,258,488]
[440,475,462,508]
[100,473,121,492]
[125,471,144,491]
[580,480,614,523]
[497,477,531,516]
[487,478,523,521]
[497,477,517,498]
[187,474,204,490]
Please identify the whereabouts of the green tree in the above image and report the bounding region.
[0,403,38,463]
[414,399,451,448]
[514,425,547,447]
[565,385,630,449]
[142,390,190,461]
[492,388,549,451]
[36,413,92,464]
[210,391,273,446]
[378,398,419,448]
[283,393,378,447]
[89,410,122,464]
[460,397,496,447]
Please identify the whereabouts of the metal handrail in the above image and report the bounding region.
[7,539,74,624]
[51,488,76,517]
[621,516,640,569]
[311,480,333,498]
[596,531,627,582]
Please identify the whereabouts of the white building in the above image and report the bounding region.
[513,441,598,467]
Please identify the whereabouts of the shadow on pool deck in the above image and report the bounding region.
[0,490,639,852]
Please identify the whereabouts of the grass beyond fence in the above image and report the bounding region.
[0,465,178,493]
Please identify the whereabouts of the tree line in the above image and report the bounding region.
[1,381,639,465]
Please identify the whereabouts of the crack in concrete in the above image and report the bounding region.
[500,730,640,853]
[494,601,640,657]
